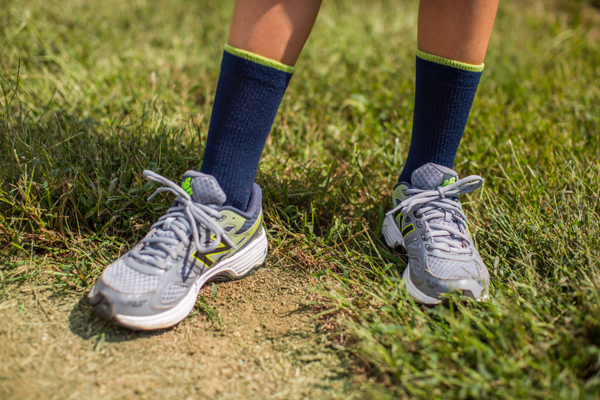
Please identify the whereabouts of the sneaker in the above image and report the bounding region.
[87,170,268,330]
[381,163,489,305]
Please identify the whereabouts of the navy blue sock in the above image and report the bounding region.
[398,51,483,184]
[201,45,294,210]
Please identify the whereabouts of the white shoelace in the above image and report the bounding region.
[386,176,484,254]
[128,170,236,268]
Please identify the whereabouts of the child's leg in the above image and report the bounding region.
[88,1,322,330]
[384,0,499,304]
[397,0,499,183]
[201,0,322,211]
[229,0,322,66]
[418,0,498,65]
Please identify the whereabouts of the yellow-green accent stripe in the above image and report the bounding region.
[402,224,415,238]
[416,49,484,73]
[224,44,296,74]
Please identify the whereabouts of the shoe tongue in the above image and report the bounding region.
[411,163,459,190]
[181,171,226,207]
[127,171,226,267]
[410,163,466,250]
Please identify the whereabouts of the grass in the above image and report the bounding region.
[1,0,600,398]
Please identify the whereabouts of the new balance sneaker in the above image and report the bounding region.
[381,163,489,305]
[87,170,268,330]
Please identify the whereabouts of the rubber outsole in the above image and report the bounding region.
[90,228,268,330]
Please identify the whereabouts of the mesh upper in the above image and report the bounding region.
[160,283,189,303]
[103,259,161,294]
[427,256,480,279]
[434,217,463,231]
[136,229,177,265]
[406,240,421,251]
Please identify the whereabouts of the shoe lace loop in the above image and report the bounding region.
[386,175,483,254]
[128,170,236,268]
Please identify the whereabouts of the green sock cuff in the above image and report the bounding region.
[416,49,484,73]
[224,44,296,74]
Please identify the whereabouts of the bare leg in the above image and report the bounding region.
[228,0,322,66]
[418,0,500,64]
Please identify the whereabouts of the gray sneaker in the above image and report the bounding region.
[88,170,267,330]
[381,163,489,305]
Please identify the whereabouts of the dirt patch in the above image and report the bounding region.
[0,265,357,399]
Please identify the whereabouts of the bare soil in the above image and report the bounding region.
[0,265,358,400]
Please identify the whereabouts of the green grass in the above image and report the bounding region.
[1,0,600,398]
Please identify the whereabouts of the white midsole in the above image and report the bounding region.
[116,228,268,330]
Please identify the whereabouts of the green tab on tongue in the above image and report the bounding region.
[440,176,456,187]
[181,177,193,195]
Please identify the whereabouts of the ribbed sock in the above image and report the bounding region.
[398,50,484,184]
[201,45,295,210]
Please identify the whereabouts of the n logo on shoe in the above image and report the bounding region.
[441,176,456,187]
[182,177,193,195]
[192,238,232,269]
[396,214,415,238]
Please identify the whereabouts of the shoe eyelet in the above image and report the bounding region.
[425,244,432,251]
[402,189,408,196]
[421,234,426,240]
[217,215,226,222]
[416,221,423,228]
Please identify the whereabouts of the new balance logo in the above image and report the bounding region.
[396,214,415,238]
[182,177,193,195]
[441,177,456,187]
[192,237,232,269]
[402,224,415,238]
